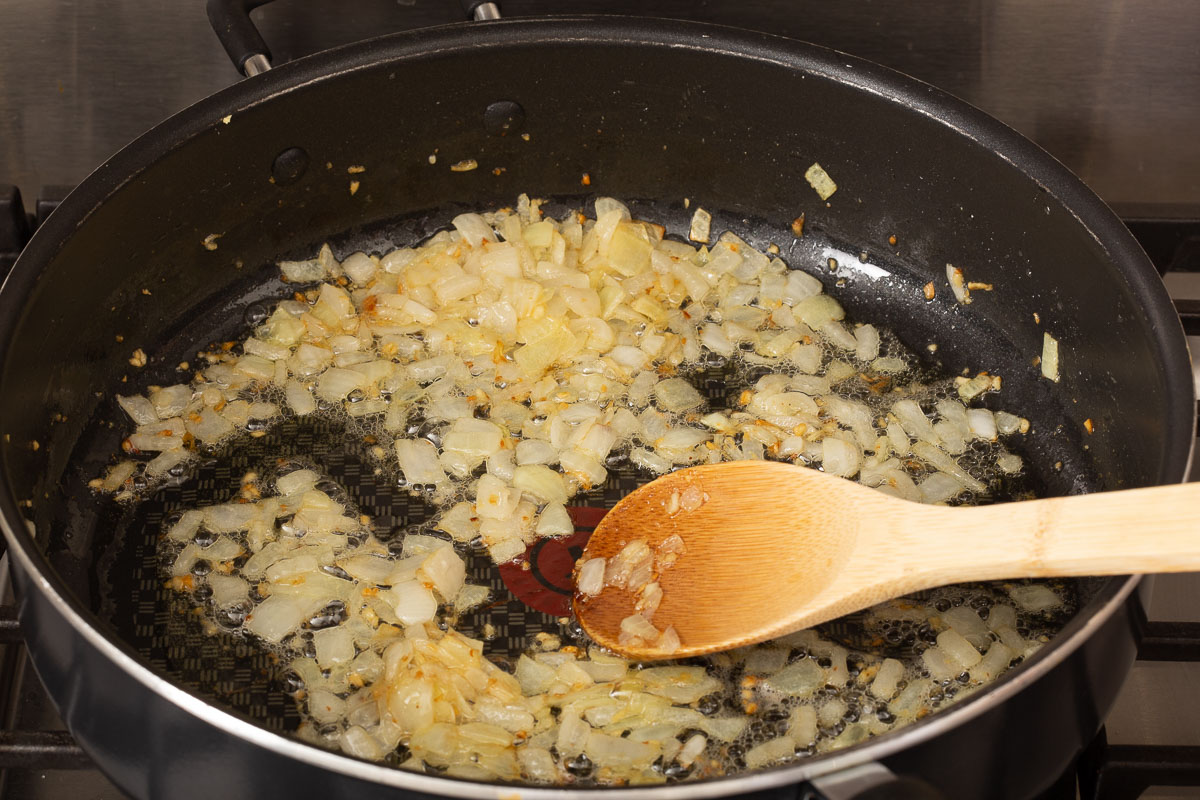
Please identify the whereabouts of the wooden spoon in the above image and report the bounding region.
[573,460,1200,660]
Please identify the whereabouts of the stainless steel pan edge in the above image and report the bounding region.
[0,15,1192,799]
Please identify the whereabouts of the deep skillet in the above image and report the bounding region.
[0,13,1192,800]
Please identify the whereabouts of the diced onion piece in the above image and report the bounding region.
[911,441,987,494]
[988,604,1019,632]
[804,162,838,200]
[556,711,592,758]
[418,545,466,601]
[284,380,317,416]
[518,747,558,783]
[919,472,963,504]
[307,688,346,725]
[512,464,569,506]
[820,435,861,478]
[941,606,991,649]
[340,251,377,285]
[559,450,607,488]
[245,594,326,644]
[689,207,712,244]
[764,658,824,698]
[279,248,332,282]
[1008,583,1061,612]
[946,264,971,304]
[820,320,858,352]
[391,580,438,625]
[854,324,881,363]
[100,460,138,492]
[166,510,204,543]
[203,503,258,533]
[788,706,818,747]
[936,629,982,668]
[677,733,707,767]
[966,408,998,440]
[340,726,383,761]
[435,502,478,542]
[516,439,558,466]
[534,503,573,538]
[313,625,356,668]
[395,439,446,486]
[920,646,959,681]
[605,540,653,590]
[277,469,320,496]
[699,716,749,742]
[654,377,704,412]
[783,269,823,305]
[870,658,905,700]
[956,373,994,402]
[795,294,844,330]
[146,449,192,478]
[207,574,249,608]
[453,583,490,613]
[630,447,671,474]
[970,641,1015,683]
[745,736,796,769]
[452,213,497,247]
[577,557,606,597]
[516,654,557,696]
[657,625,681,654]
[1042,331,1060,382]
[891,399,939,445]
[475,473,521,520]
[337,554,394,584]
[995,411,1022,435]
[150,385,193,418]
[996,451,1024,474]
[619,613,661,645]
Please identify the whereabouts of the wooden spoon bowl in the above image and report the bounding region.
[574,460,1200,660]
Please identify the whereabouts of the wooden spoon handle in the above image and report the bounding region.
[908,482,1200,583]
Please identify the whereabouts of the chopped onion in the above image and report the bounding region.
[577,557,606,597]
[911,441,987,494]
[244,594,326,644]
[130,195,1048,786]
[313,626,356,668]
[745,736,796,769]
[1008,583,1061,612]
[689,207,712,244]
[946,263,971,304]
[653,377,704,412]
[996,451,1024,474]
[391,580,438,625]
[763,659,823,698]
[394,439,446,486]
[869,658,904,700]
[1041,331,1060,382]
[804,162,838,200]
[936,629,982,668]
[820,435,861,478]
[534,503,573,538]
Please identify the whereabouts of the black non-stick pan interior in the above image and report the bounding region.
[0,16,1189,782]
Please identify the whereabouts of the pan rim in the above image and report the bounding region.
[0,14,1192,796]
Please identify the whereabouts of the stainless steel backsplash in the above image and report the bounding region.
[2,0,1197,216]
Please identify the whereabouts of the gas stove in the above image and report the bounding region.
[1,2,1198,797]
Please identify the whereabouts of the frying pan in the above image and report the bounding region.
[0,7,1192,800]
